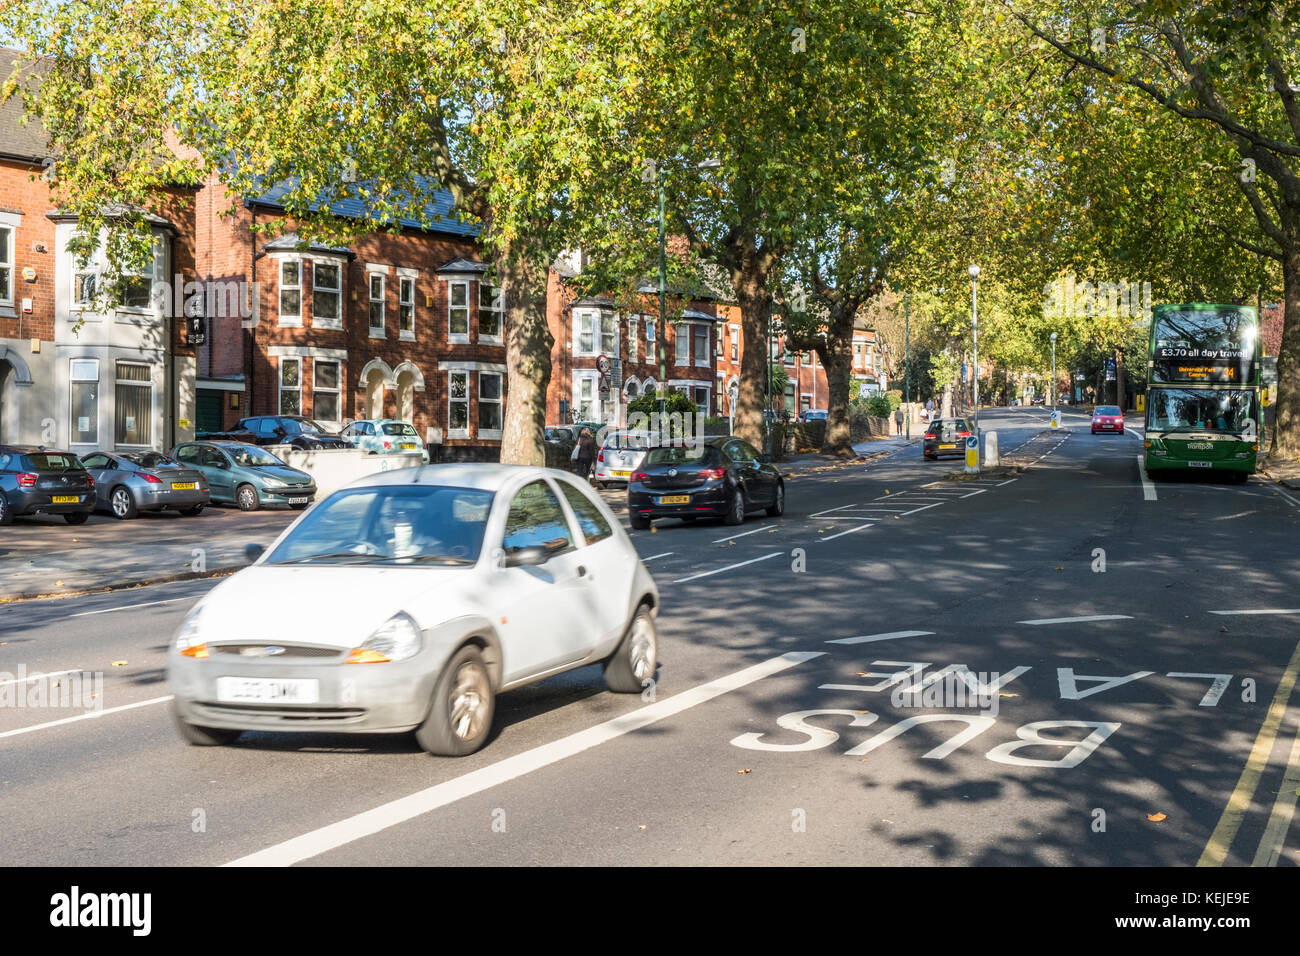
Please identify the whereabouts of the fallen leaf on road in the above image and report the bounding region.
[54,580,64,587]
[737,768,752,774]
[1054,567,1063,571]
[111,660,128,667]
[999,693,1019,698]
[1147,812,1167,822]
[638,825,647,830]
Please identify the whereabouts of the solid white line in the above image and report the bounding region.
[1138,455,1157,500]
[711,525,773,544]
[834,506,912,512]
[827,630,935,645]
[1274,487,1300,510]
[809,503,857,518]
[70,598,189,618]
[0,668,83,688]
[1017,615,1134,625]
[641,552,674,562]
[960,489,987,498]
[1208,609,1300,616]
[0,695,174,739]
[996,478,1019,486]
[673,551,783,583]
[900,502,945,516]
[224,651,825,867]
[874,496,948,503]
[819,523,876,542]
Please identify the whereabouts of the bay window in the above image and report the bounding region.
[479,372,502,436]
[279,358,301,415]
[314,360,340,422]
[69,359,99,445]
[448,371,469,437]
[115,362,152,446]
[313,261,341,326]
[479,283,502,340]
[369,273,385,337]
[279,259,301,324]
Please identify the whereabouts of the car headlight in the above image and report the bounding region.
[345,612,423,664]
[261,477,286,488]
[174,605,208,658]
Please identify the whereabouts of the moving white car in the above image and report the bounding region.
[168,464,659,756]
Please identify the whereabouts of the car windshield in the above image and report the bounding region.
[1147,389,1258,434]
[265,485,494,566]
[644,445,717,466]
[381,423,418,436]
[123,452,175,468]
[1095,406,1121,416]
[25,453,84,472]
[226,445,284,467]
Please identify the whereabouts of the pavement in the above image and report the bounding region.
[3,405,1298,870]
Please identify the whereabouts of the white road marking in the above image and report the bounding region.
[70,598,189,618]
[819,523,876,542]
[900,502,945,516]
[0,695,174,739]
[1273,487,1300,510]
[1208,608,1300,616]
[673,551,784,583]
[0,668,83,688]
[1137,455,1157,500]
[641,552,674,562]
[223,651,825,867]
[832,506,913,512]
[711,525,773,544]
[809,503,858,518]
[996,478,1019,486]
[960,489,987,498]
[826,630,935,645]
[1018,615,1135,626]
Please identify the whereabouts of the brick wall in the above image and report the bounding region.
[0,158,57,343]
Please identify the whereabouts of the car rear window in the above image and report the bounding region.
[122,452,175,468]
[382,423,418,436]
[644,445,718,466]
[604,432,650,450]
[24,453,85,472]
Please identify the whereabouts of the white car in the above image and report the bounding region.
[593,429,653,488]
[168,464,659,756]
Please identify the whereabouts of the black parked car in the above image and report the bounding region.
[627,436,784,530]
[923,417,972,460]
[0,446,96,525]
[232,416,349,450]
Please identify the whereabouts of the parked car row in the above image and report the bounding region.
[200,415,429,461]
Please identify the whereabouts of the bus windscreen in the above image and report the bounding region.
[1146,388,1258,434]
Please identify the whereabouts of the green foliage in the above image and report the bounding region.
[627,389,698,418]
[866,394,892,418]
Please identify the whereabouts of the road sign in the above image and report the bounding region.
[596,354,612,375]
[186,315,207,346]
[1105,358,1116,381]
[1049,410,1061,429]
[964,434,979,473]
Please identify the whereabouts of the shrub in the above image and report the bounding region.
[866,394,892,419]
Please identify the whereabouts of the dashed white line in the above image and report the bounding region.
[827,630,935,645]
[673,551,784,583]
[223,651,825,867]
[70,598,189,618]
[899,502,945,516]
[1017,615,1135,625]
[0,695,174,739]
[0,668,84,688]
[641,552,674,562]
[819,523,876,542]
[1208,608,1300,616]
[711,525,773,544]
[996,478,1019,487]
[1137,455,1158,501]
[809,503,858,518]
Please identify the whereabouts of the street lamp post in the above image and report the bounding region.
[968,264,980,437]
[1050,331,1057,413]
[904,292,910,440]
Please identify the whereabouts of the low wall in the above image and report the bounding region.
[266,446,423,498]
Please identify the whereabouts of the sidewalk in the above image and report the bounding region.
[1260,455,1300,490]
[780,435,920,476]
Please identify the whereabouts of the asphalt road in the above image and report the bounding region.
[3,406,1299,867]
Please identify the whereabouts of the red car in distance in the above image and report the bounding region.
[1091,405,1125,434]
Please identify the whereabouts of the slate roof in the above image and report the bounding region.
[0,47,51,164]
[249,177,480,239]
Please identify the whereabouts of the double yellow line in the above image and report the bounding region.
[1198,637,1300,866]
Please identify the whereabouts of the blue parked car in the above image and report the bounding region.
[171,441,316,512]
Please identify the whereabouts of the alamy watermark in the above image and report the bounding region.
[890,668,1005,717]
[0,667,103,712]
[1043,276,1151,322]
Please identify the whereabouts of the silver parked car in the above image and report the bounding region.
[168,464,660,756]
[593,429,653,488]
[80,450,210,519]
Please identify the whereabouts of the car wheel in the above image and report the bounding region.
[110,485,139,520]
[604,605,658,693]
[766,479,785,517]
[416,644,495,757]
[723,487,745,526]
[236,484,259,512]
[630,512,652,530]
[63,512,90,525]
[0,493,11,527]
[179,503,204,516]
[171,702,242,746]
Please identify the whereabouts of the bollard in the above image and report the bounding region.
[985,430,1000,467]
[964,434,980,475]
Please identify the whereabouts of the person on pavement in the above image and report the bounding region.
[894,406,904,435]
[575,427,596,481]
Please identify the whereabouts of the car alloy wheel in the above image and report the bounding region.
[416,645,495,756]
[724,487,745,526]
[604,606,658,693]
[766,480,785,517]
[449,660,491,742]
[111,486,137,519]
[236,484,259,512]
[0,493,10,527]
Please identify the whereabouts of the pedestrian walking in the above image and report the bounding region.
[574,427,597,482]
[894,406,904,435]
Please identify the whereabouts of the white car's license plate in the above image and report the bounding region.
[216,677,319,703]
[611,470,630,477]
[400,443,416,450]
[287,496,310,504]
[1188,460,1212,468]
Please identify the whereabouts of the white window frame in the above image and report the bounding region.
[312,260,343,329]
[368,272,386,339]
[398,274,416,341]
[279,357,302,416]
[574,370,600,422]
[645,316,656,345]
[448,280,470,343]
[278,257,302,326]
[114,361,154,448]
[674,324,689,365]
[72,270,98,311]
[69,358,100,446]
[113,245,156,315]
[478,371,503,439]
[478,282,503,344]
[600,311,618,357]
[627,315,638,362]
[730,324,739,361]
[0,223,13,308]
[313,359,341,424]
[574,308,598,356]
[447,370,470,438]
[694,324,710,367]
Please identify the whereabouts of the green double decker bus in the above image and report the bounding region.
[1143,303,1261,481]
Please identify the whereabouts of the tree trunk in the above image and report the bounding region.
[1273,241,1300,460]
[497,239,553,466]
[732,253,774,450]
[814,303,856,457]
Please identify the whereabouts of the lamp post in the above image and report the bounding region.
[968,264,980,437]
[904,292,911,440]
[1049,331,1057,411]
[655,157,720,420]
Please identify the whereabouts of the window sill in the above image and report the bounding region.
[479,336,503,346]
[0,305,14,319]
[447,429,470,440]
[399,331,416,342]
[278,318,303,328]
[478,429,502,441]
[312,318,343,330]
[369,331,387,340]
[448,334,470,345]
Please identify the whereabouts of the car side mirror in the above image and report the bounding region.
[244,543,264,563]
[504,546,549,568]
